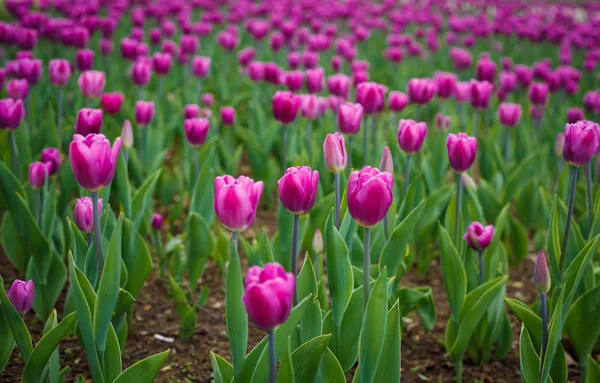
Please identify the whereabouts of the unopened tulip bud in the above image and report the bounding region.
[379,147,394,174]
[323,133,347,174]
[533,250,551,295]
[7,279,34,314]
[397,119,427,154]
[184,118,210,147]
[121,120,133,149]
[151,213,164,230]
[28,161,49,189]
[220,106,235,126]
[312,229,323,254]
[446,133,477,172]
[41,148,61,175]
[347,166,394,227]
[74,196,103,233]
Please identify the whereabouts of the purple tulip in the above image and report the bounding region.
[151,213,164,230]
[41,148,61,175]
[28,161,49,189]
[407,78,437,105]
[76,49,94,72]
[69,133,122,191]
[191,56,211,78]
[214,175,264,232]
[49,59,72,87]
[284,71,304,93]
[278,166,319,214]
[347,166,394,227]
[499,71,517,93]
[6,79,29,100]
[7,279,34,314]
[464,221,494,251]
[305,68,324,94]
[356,81,388,114]
[533,250,551,294]
[130,60,152,87]
[476,57,496,83]
[352,71,369,87]
[135,101,155,126]
[74,196,103,233]
[0,98,23,130]
[78,70,105,99]
[75,108,103,136]
[397,119,427,154]
[453,81,471,104]
[449,47,472,70]
[300,94,319,120]
[515,64,533,88]
[434,72,458,99]
[101,92,124,115]
[99,38,113,56]
[184,104,200,119]
[446,133,478,172]
[497,102,523,127]
[238,48,256,67]
[202,93,214,107]
[469,80,494,110]
[152,52,172,76]
[180,34,198,55]
[562,120,600,167]
[243,263,295,330]
[436,113,451,131]
[567,108,584,124]
[272,91,300,125]
[264,62,283,85]
[323,133,347,174]
[287,52,301,69]
[120,38,139,61]
[220,106,236,126]
[247,61,265,82]
[184,118,210,147]
[17,58,42,85]
[529,82,549,106]
[379,146,394,174]
[327,74,351,99]
[388,91,409,112]
[337,102,363,135]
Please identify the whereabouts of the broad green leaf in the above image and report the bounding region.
[22,312,77,383]
[520,325,541,383]
[121,218,152,298]
[189,140,217,224]
[372,301,401,383]
[1,212,28,272]
[324,211,353,327]
[210,352,233,383]
[563,233,600,309]
[0,276,33,361]
[546,196,562,287]
[359,269,388,383]
[131,169,162,229]
[168,277,196,340]
[94,215,123,355]
[112,349,170,383]
[565,284,600,363]
[277,339,295,383]
[438,224,466,321]
[187,213,214,290]
[316,347,346,383]
[292,335,331,383]
[104,324,122,383]
[0,307,15,372]
[587,356,600,383]
[114,154,132,217]
[226,237,247,377]
[541,290,564,383]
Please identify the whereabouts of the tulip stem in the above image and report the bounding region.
[140,127,146,165]
[454,173,463,246]
[503,128,510,165]
[403,155,412,201]
[194,148,200,185]
[153,231,164,277]
[455,358,463,383]
[281,125,287,170]
[196,80,202,104]
[539,293,548,382]
[478,251,484,285]
[9,131,19,177]
[473,110,480,139]
[363,118,369,166]
[416,106,421,122]
[363,227,371,310]
[36,189,42,226]
[268,329,276,383]
[334,173,341,229]
[57,88,63,147]
[306,120,312,164]
[92,191,104,279]
[291,214,299,304]
[560,166,578,277]
[458,104,465,132]
[347,136,353,174]
[586,161,594,237]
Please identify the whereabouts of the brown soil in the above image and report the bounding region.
[0,240,585,383]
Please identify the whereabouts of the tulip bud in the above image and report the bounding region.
[101,92,124,114]
[379,147,394,174]
[202,93,214,107]
[76,49,94,71]
[347,166,394,227]
[151,213,164,230]
[497,102,523,128]
[312,229,323,254]
[0,98,25,129]
[152,52,172,76]
[566,108,584,124]
[397,119,427,154]
[388,91,409,112]
[191,56,211,78]
[327,74,351,99]
[470,80,494,110]
[238,48,256,68]
[121,120,133,149]
[243,263,295,330]
[323,133,347,174]
[434,72,457,99]
[407,78,437,105]
[562,120,600,166]
[78,70,106,99]
[75,108,103,136]
[337,102,363,135]
[247,61,265,82]
[272,91,300,125]
[74,196,103,233]
[356,82,388,114]
[41,148,61,175]
[135,101,155,126]
[533,250,551,295]
[214,175,264,232]
[184,118,210,147]
[529,82,549,106]
[446,133,478,172]
[17,58,42,85]
[130,59,152,87]
[49,59,72,87]
[284,71,304,93]
[464,222,494,251]
[28,161,49,189]
[7,279,34,314]
[305,68,324,93]
[69,134,122,191]
[278,166,320,214]
[7,79,29,100]
[220,106,236,126]
[453,81,471,104]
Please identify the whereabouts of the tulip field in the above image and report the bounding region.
[3,0,600,382]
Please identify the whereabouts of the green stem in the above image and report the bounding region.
[10,131,19,177]
[363,227,371,310]
[307,120,312,163]
[36,189,42,226]
[478,251,484,285]
[268,329,276,383]
[455,358,463,383]
[282,125,287,170]
[363,118,368,166]
[539,293,548,382]
[57,88,63,147]
[334,173,341,229]
[92,191,104,279]
[291,214,300,304]
[403,155,412,201]
[586,161,594,237]
[560,166,579,277]
[454,173,463,246]
[348,135,353,174]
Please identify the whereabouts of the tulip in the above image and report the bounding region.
[446,133,477,173]
[306,68,324,93]
[497,103,522,128]
[78,70,105,99]
[214,175,264,232]
[434,72,457,100]
[151,213,164,230]
[264,62,282,85]
[469,80,494,110]
[17,58,42,85]
[221,106,235,126]
[515,64,533,88]
[407,78,437,120]
[130,59,152,88]
[356,82,387,115]
[100,38,113,56]
[121,119,133,164]
[6,79,29,100]
[284,71,304,93]
[152,52,172,76]
[567,108,584,124]
[184,118,210,148]
[388,91,409,113]
[74,196,103,233]
[499,71,517,93]
[337,102,363,136]
[101,92,124,114]
[184,105,200,119]
[562,120,600,167]
[135,101,155,127]
[323,133,347,227]
[202,93,214,107]
[464,221,494,284]
[75,108,103,136]
[243,263,295,382]
[379,147,393,175]
[28,161,49,189]
[476,57,496,83]
[49,59,72,87]
[327,74,351,99]
[300,94,319,121]
[272,91,301,167]
[7,279,34,314]
[397,119,427,154]
[120,38,139,61]
[278,166,319,215]
[247,61,265,82]
[238,48,255,67]
[76,49,94,71]
[534,249,550,382]
[41,148,61,175]
[0,98,25,129]
[529,82,549,106]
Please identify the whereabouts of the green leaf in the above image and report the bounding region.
[541,290,564,383]
[94,214,123,354]
[0,276,33,361]
[359,269,388,383]
[414,185,454,237]
[1,212,28,272]
[189,140,217,224]
[586,356,600,383]
[114,154,132,217]
[324,210,353,327]
[292,335,331,383]
[104,324,122,383]
[520,325,541,383]
[131,169,162,230]
[565,283,600,365]
[226,237,247,377]
[168,277,196,340]
[0,307,15,372]
[112,349,170,383]
[503,149,541,202]
[546,196,562,286]
[437,224,466,322]
[41,310,60,383]
[210,352,233,383]
[316,347,346,383]
[121,218,152,298]
[372,301,401,383]
[277,338,295,383]
[563,233,600,309]
[22,312,77,383]
[41,186,57,238]
[187,213,214,290]
[379,201,423,277]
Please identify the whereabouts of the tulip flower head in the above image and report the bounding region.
[7,79,29,100]
[192,56,211,78]
[41,148,61,175]
[220,106,236,126]
[379,146,393,174]
[75,108,103,136]
[407,78,437,105]
[74,196,103,233]
[388,91,409,112]
[272,91,300,125]
[214,175,264,232]
[202,93,214,107]
[347,166,394,227]
[434,72,458,99]
[184,118,210,147]
[28,161,49,189]
[78,70,105,99]
[130,59,152,87]
[397,119,427,154]
[7,279,34,314]
[101,92,124,114]
[533,250,551,295]
[76,49,94,71]
[278,166,319,215]
[323,133,347,174]
[69,134,122,191]
[356,82,388,114]
[562,120,600,166]
[497,103,523,128]
[0,98,25,129]
[327,74,351,99]
[469,80,494,110]
[567,108,584,124]
[151,213,164,230]
[121,120,133,149]
[464,222,494,252]
[135,101,155,126]
[49,59,72,87]
[243,263,295,330]
[337,102,363,135]
[446,133,478,172]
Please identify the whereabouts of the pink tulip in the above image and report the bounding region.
[469,80,494,110]
[0,98,24,129]
[76,49,94,71]
[184,118,210,147]
[464,222,494,251]
[434,72,457,99]
[305,68,324,94]
[74,196,103,233]
[567,108,584,124]
[278,166,319,214]
[151,213,164,230]
[7,279,34,314]
[78,70,105,99]
[497,103,522,127]
[356,82,387,114]
[69,133,122,191]
[220,106,235,126]
[446,133,478,172]
[184,104,200,119]
[191,56,211,78]
[41,148,61,175]
[101,92,124,114]
[327,74,351,99]
[28,161,49,189]
[562,120,600,166]
[347,166,393,227]
[152,52,172,76]
[388,91,409,112]
[214,175,264,232]
[323,133,347,173]
[135,101,155,126]
[534,250,551,294]
[130,59,152,87]
[407,78,437,105]
[337,102,363,135]
[6,79,29,100]
[397,119,427,154]
[49,59,72,87]
[75,108,103,136]
[272,91,300,125]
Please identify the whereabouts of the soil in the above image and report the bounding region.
[0,233,586,383]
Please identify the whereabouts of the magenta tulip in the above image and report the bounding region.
[327,74,351,99]
[151,213,164,230]
[469,80,494,110]
[337,102,363,135]
[323,133,347,173]
[220,106,236,126]
[74,196,103,233]
[78,70,105,99]
[388,91,409,112]
[130,59,152,87]
[347,166,394,227]
[497,103,523,127]
[135,101,155,126]
[446,133,478,172]
[356,82,388,114]
[562,120,600,166]
[397,119,427,154]
[0,98,25,129]
[529,82,549,106]
[6,79,29,100]
[214,175,263,232]
[278,166,319,214]
[101,92,124,114]
[434,72,457,99]
[464,221,494,251]
[184,118,210,147]
[17,58,42,85]
[567,108,584,124]
[28,161,49,189]
[7,279,34,314]
[75,108,102,136]
[407,78,437,105]
[306,68,324,93]
[49,59,71,87]
[191,56,211,78]
[69,133,122,191]
[152,52,172,76]
[272,91,300,125]
[76,49,94,71]
[41,148,61,175]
